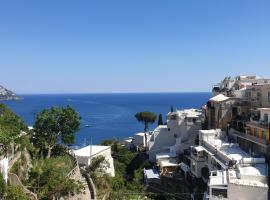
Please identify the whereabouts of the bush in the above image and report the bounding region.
[5,186,31,200]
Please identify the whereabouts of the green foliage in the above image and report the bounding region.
[42,177,84,200]
[101,139,124,154]
[0,104,27,155]
[95,140,152,200]
[26,155,84,199]
[158,114,164,126]
[0,173,6,198]
[0,104,27,133]
[32,105,81,158]
[87,155,109,175]
[109,176,125,190]
[51,144,69,157]
[135,111,157,132]
[0,104,84,199]
[5,186,31,200]
[18,135,36,154]
[126,153,152,184]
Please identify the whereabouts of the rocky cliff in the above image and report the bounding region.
[0,85,20,100]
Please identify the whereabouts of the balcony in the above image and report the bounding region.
[247,119,269,130]
[230,128,268,146]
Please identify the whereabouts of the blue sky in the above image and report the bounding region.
[1,0,270,94]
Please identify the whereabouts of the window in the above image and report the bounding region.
[212,188,228,198]
[262,130,266,140]
[211,171,217,176]
[254,128,258,137]
[264,114,268,123]
[268,91,270,102]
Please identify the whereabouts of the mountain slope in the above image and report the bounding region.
[0,85,20,100]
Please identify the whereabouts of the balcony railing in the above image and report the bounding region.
[230,128,268,146]
[247,120,268,130]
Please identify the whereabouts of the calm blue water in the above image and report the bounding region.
[3,93,211,146]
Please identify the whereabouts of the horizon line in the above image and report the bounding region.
[17,91,211,95]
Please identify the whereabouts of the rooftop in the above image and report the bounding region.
[176,108,202,118]
[159,159,179,168]
[209,94,230,102]
[179,162,189,173]
[201,129,263,163]
[209,170,228,186]
[74,145,111,157]
[194,146,204,152]
[200,129,268,188]
[135,132,146,136]
[144,169,160,180]
[156,152,177,160]
[258,108,270,112]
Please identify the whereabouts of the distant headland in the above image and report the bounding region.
[0,85,21,100]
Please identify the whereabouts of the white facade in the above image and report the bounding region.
[156,152,177,163]
[212,75,270,98]
[189,129,268,200]
[0,158,8,183]
[148,109,203,162]
[74,145,115,177]
[123,137,133,150]
[133,132,151,148]
[258,108,270,124]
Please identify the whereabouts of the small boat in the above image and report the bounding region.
[84,124,92,127]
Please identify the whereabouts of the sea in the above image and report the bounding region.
[3,93,211,147]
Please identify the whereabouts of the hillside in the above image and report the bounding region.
[0,85,20,100]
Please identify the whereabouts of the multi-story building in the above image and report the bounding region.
[212,75,270,98]
[205,94,238,130]
[230,108,270,157]
[148,109,203,162]
[208,77,270,157]
[245,84,270,108]
[189,129,268,200]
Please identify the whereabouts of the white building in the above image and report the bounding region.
[212,75,270,98]
[133,132,151,148]
[123,137,133,150]
[189,129,268,200]
[144,168,160,186]
[148,109,203,162]
[74,145,115,177]
[258,108,270,123]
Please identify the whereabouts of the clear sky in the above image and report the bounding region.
[1,0,270,94]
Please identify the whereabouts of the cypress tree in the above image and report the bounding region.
[158,114,163,126]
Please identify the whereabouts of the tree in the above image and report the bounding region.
[170,105,174,113]
[135,112,157,148]
[28,156,84,199]
[158,114,163,126]
[86,155,109,176]
[33,106,81,158]
[0,104,28,156]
